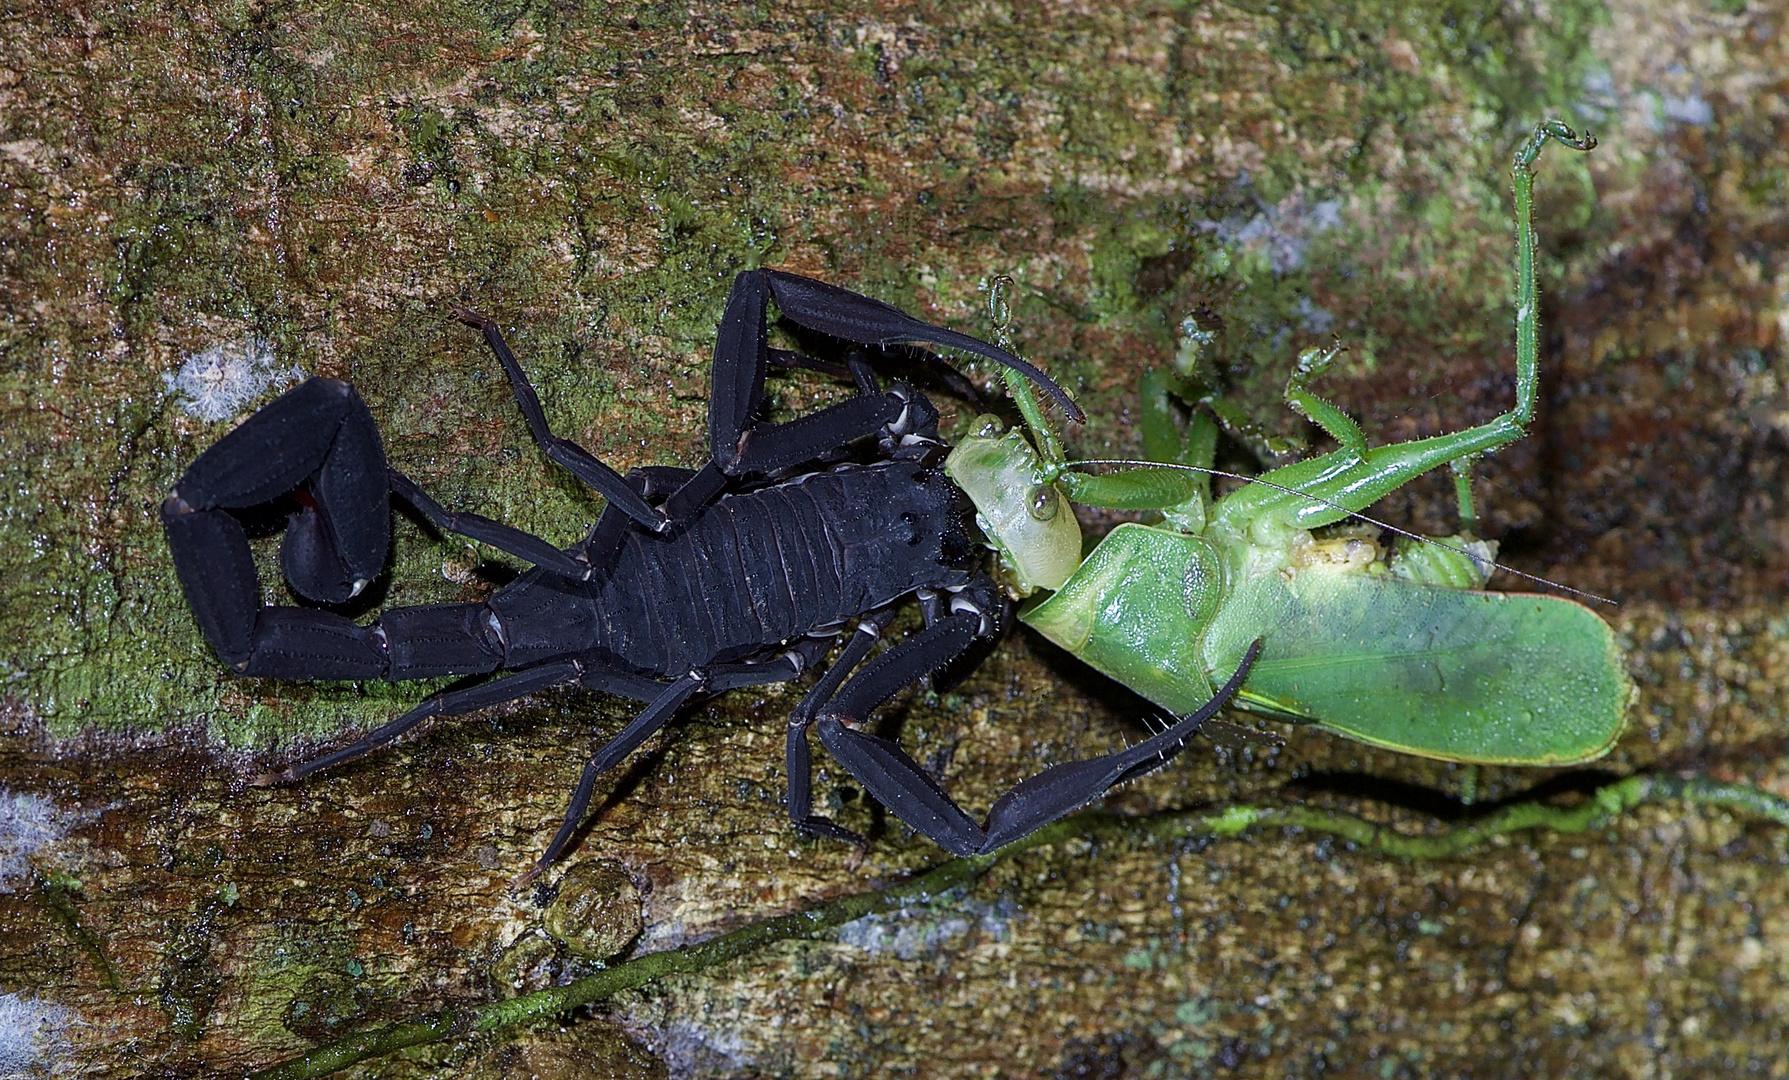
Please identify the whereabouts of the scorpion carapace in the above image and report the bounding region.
[163,269,1258,871]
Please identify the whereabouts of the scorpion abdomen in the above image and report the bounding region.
[586,461,971,677]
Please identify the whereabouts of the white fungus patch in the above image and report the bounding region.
[834,891,1016,960]
[163,337,305,422]
[1205,192,1344,276]
[835,906,972,960]
[655,1017,754,1078]
[0,993,76,1078]
[0,790,74,893]
[1659,91,1713,127]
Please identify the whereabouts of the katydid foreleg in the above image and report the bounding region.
[1205,122,1597,538]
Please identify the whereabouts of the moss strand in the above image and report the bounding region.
[245,773,1789,1080]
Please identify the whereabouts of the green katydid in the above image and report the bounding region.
[945,120,1631,766]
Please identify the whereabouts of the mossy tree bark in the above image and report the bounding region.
[3,1,1788,1076]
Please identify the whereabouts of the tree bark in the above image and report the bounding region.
[3,1,1787,1076]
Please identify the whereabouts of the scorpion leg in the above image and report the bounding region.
[263,658,589,784]
[451,305,669,533]
[270,651,672,793]
[785,609,901,845]
[387,469,589,579]
[163,378,392,674]
[534,637,843,872]
[705,633,840,694]
[578,465,694,569]
[532,670,703,872]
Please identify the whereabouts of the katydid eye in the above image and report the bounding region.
[1027,484,1060,521]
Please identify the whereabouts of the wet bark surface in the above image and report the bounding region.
[3,1,1788,1076]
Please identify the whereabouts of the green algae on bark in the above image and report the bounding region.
[2,0,1614,742]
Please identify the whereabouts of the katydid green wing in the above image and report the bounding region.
[1201,571,1631,765]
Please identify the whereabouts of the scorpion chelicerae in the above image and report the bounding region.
[162,270,1257,873]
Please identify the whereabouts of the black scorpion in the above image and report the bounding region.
[162,270,1259,872]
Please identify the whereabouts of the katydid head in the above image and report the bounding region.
[944,416,1082,597]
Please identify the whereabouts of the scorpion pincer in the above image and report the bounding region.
[162,269,1259,872]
